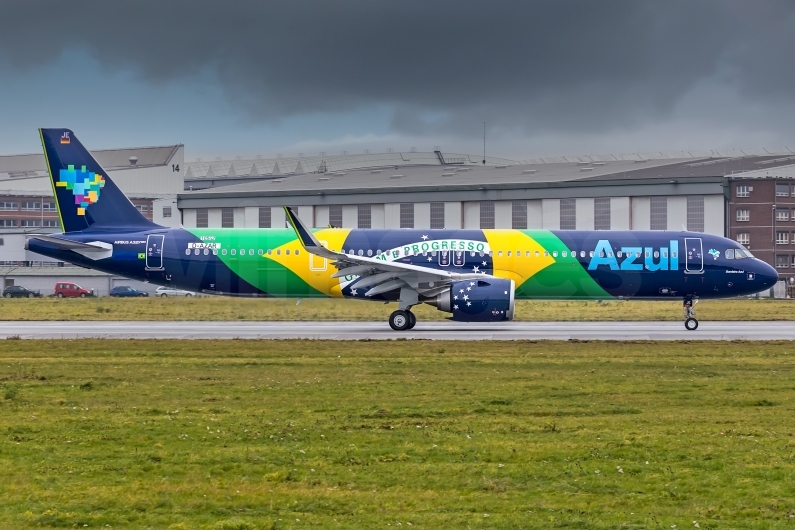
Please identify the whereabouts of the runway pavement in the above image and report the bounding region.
[0,320,792,340]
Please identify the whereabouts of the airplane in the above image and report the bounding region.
[26,128,778,331]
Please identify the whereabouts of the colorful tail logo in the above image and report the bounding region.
[60,132,70,144]
[57,164,106,215]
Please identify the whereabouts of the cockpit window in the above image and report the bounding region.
[734,248,750,259]
[725,249,735,259]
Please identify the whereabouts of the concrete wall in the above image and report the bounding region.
[371,204,385,229]
[233,207,246,228]
[704,194,724,235]
[631,197,650,230]
[444,202,462,229]
[297,206,314,228]
[463,202,479,229]
[244,207,258,228]
[182,208,196,228]
[611,197,630,230]
[384,203,400,229]
[414,202,430,229]
[542,199,560,230]
[342,205,357,228]
[527,200,543,229]
[271,206,286,229]
[495,201,512,229]
[315,205,329,228]
[208,208,222,228]
[153,197,181,228]
[668,196,687,231]
[576,198,594,230]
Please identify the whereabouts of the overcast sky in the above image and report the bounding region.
[1,0,794,160]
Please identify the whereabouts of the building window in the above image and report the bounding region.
[0,238,3,245]
[162,206,172,218]
[511,201,527,229]
[687,196,704,232]
[736,185,750,198]
[0,220,18,227]
[221,208,234,228]
[21,201,40,211]
[736,209,750,222]
[776,183,789,197]
[594,198,611,230]
[560,199,576,230]
[0,201,17,211]
[43,220,59,228]
[42,202,57,212]
[776,209,789,222]
[480,201,495,229]
[650,197,667,230]
[400,203,414,229]
[357,204,371,229]
[20,219,41,227]
[430,202,445,229]
[329,205,343,228]
[776,255,789,268]
[196,208,208,228]
[736,232,750,246]
[135,204,149,214]
[259,207,271,228]
[777,231,790,245]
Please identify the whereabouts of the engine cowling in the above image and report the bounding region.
[429,278,515,322]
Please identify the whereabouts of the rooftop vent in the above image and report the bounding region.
[495,165,508,169]
[441,172,455,176]
[318,177,330,181]
[579,167,594,172]
[522,169,538,174]
[390,174,404,179]
[129,156,138,166]
[371,170,383,174]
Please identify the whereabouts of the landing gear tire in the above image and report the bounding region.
[407,311,417,330]
[684,317,698,331]
[389,310,411,331]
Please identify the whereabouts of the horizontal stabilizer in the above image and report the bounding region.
[26,234,113,260]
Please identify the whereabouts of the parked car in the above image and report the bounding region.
[155,286,196,297]
[110,286,149,297]
[55,282,93,298]
[3,285,42,298]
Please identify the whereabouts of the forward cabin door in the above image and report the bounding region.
[684,237,703,274]
[146,234,165,270]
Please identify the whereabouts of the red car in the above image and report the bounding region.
[54,282,93,298]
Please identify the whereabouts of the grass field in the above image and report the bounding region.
[1,340,795,528]
[0,296,794,322]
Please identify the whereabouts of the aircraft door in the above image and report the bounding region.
[453,250,465,267]
[309,240,328,271]
[684,237,703,274]
[146,234,165,270]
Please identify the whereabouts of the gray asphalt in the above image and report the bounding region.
[0,321,792,340]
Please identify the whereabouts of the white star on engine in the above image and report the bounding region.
[469,282,475,286]
[351,289,358,295]
[472,266,480,272]
[466,301,471,306]
[460,289,464,293]
[466,287,471,291]
[453,304,458,310]
[421,234,429,240]
[482,261,487,266]
[463,295,469,301]
[454,295,458,300]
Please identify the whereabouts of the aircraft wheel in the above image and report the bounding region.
[684,317,698,331]
[389,310,411,331]
[407,311,417,329]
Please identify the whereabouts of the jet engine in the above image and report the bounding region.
[428,278,515,322]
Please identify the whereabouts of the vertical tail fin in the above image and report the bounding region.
[39,128,156,233]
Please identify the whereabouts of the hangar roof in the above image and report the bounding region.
[179,149,795,202]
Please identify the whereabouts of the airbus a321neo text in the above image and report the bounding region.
[27,129,778,331]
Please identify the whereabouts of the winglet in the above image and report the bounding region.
[284,206,337,259]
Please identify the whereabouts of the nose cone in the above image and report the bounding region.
[755,260,779,293]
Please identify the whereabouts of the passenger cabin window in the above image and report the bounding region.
[231,249,236,255]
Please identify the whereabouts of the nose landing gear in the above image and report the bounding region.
[389,310,416,331]
[683,298,699,330]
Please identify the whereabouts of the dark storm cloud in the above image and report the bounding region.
[1,0,793,137]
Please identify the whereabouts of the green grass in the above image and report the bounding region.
[1,340,795,528]
[0,296,794,321]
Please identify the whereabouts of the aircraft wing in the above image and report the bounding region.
[26,234,113,260]
[284,207,482,299]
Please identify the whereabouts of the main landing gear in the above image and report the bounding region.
[389,309,417,331]
[683,298,698,331]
